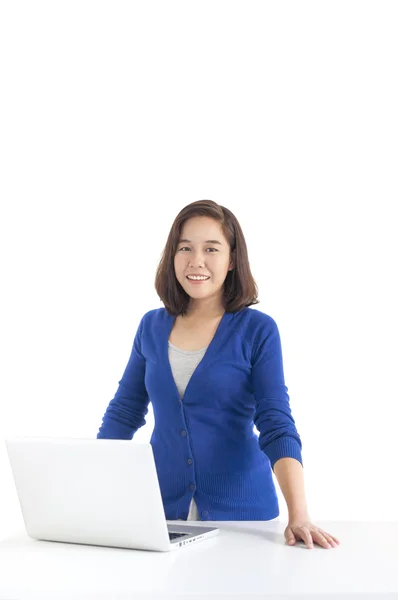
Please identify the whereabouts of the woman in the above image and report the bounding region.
[97,199,340,550]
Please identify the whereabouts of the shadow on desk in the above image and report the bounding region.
[171,519,291,548]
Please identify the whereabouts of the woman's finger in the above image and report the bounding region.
[301,528,316,548]
[318,528,340,545]
[312,528,333,548]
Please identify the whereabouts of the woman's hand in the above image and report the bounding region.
[285,516,341,549]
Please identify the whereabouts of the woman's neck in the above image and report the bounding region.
[182,307,225,321]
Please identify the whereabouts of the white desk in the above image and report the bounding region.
[0,520,397,599]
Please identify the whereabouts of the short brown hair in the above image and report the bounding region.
[154,200,260,316]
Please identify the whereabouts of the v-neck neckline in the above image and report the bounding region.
[164,310,235,402]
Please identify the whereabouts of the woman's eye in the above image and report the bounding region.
[179,247,217,252]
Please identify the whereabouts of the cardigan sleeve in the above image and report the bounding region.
[251,316,303,471]
[96,315,150,439]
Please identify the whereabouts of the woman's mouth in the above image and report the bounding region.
[186,276,210,284]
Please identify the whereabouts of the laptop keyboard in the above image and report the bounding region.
[169,531,189,540]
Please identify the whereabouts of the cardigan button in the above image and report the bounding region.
[181,430,187,436]
[189,484,195,491]
[201,511,209,518]
[187,458,193,465]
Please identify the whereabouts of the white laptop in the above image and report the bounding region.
[5,436,219,552]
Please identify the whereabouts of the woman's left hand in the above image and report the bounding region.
[285,516,341,549]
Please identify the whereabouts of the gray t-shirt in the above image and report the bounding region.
[168,341,208,520]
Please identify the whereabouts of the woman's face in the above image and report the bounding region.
[174,216,234,306]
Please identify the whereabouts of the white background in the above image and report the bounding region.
[0,0,397,540]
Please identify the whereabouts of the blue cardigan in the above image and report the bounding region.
[97,306,303,521]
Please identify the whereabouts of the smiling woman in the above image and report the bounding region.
[97,200,314,535]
